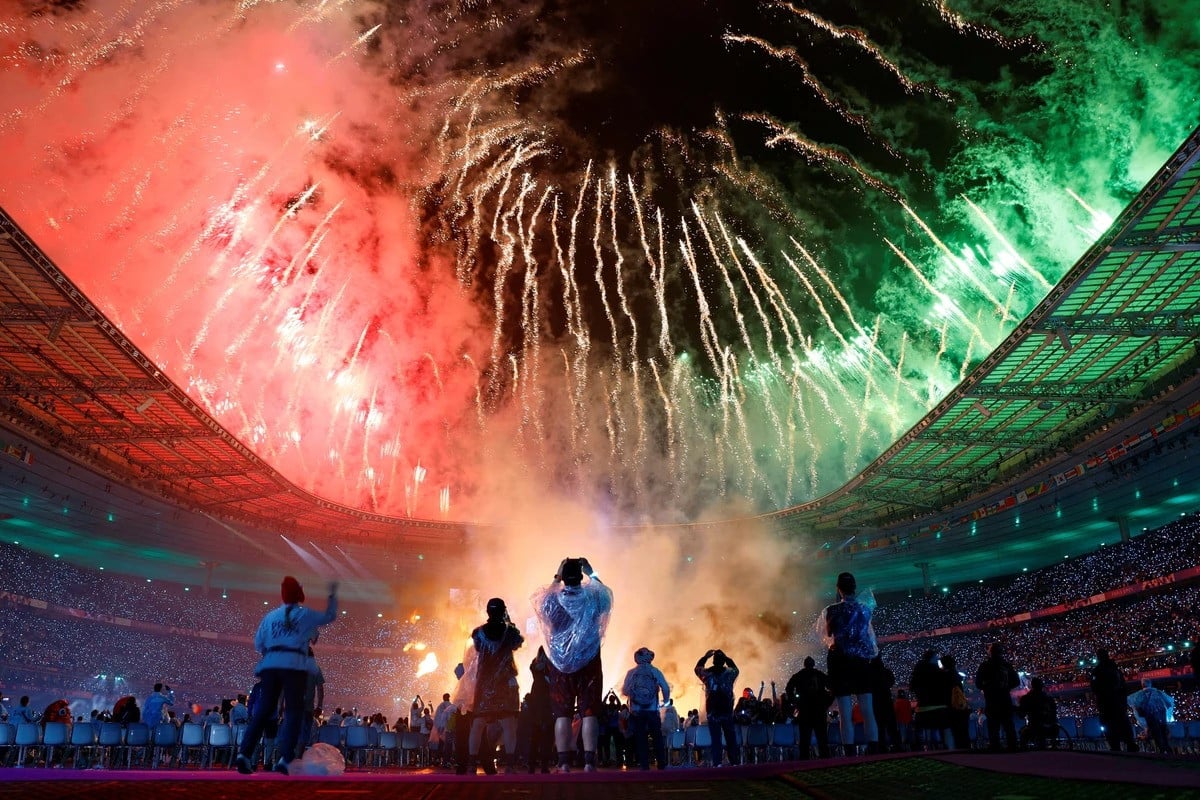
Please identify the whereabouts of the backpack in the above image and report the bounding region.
[950,685,968,712]
[1138,690,1167,721]
[627,669,659,708]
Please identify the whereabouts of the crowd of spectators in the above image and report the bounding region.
[0,541,444,720]
[3,510,1200,741]
[873,514,1200,635]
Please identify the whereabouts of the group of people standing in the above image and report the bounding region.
[230,564,884,776]
[229,563,1184,777]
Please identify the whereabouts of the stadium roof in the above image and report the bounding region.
[0,124,1198,591]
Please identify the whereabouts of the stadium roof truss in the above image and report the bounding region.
[0,219,465,548]
[0,125,1197,554]
[762,125,1200,540]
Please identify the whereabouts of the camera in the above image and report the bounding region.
[559,557,585,586]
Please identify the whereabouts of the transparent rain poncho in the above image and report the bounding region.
[815,589,878,659]
[451,622,523,715]
[531,577,614,674]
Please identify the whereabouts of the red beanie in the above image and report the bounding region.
[281,576,305,605]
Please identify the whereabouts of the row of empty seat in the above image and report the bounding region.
[5,716,1198,769]
[0,721,432,770]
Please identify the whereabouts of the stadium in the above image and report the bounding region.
[0,1,1198,797]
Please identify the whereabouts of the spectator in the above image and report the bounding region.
[459,597,523,775]
[893,690,914,750]
[142,682,175,727]
[1016,677,1058,750]
[975,642,1019,753]
[531,557,613,774]
[1129,678,1174,754]
[869,654,901,753]
[526,648,555,774]
[941,654,970,750]
[9,696,36,725]
[661,699,681,736]
[620,646,671,771]
[1090,648,1138,753]
[695,648,740,766]
[234,576,339,776]
[786,656,833,759]
[910,650,953,750]
[822,572,880,756]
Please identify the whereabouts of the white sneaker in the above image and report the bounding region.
[584,764,596,772]
[555,763,571,773]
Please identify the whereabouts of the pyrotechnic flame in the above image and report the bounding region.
[415,652,438,678]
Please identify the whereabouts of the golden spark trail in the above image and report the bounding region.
[960,195,1053,291]
[592,174,627,463]
[513,174,542,452]
[740,243,800,371]
[791,239,925,406]
[692,205,758,365]
[326,23,381,65]
[649,358,678,490]
[520,183,555,467]
[884,238,989,345]
[775,2,950,99]
[564,167,594,466]
[782,253,852,352]
[900,201,1007,316]
[483,147,525,406]
[609,170,646,485]
[725,34,901,159]
[713,216,783,375]
[628,179,673,361]
[702,215,788,461]
[743,113,898,197]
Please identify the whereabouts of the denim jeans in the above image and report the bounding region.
[239,668,308,764]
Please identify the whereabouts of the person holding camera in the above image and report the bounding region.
[234,575,338,776]
[143,682,175,727]
[459,597,524,774]
[695,648,740,766]
[531,556,613,773]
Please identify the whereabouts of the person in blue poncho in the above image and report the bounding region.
[531,556,613,773]
[821,572,879,755]
[234,575,338,776]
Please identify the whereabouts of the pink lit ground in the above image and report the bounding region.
[3,751,1200,800]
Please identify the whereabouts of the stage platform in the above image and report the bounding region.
[3,751,1199,799]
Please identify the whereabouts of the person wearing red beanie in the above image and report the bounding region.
[235,576,338,776]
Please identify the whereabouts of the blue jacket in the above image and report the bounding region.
[253,594,338,674]
[143,689,174,725]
